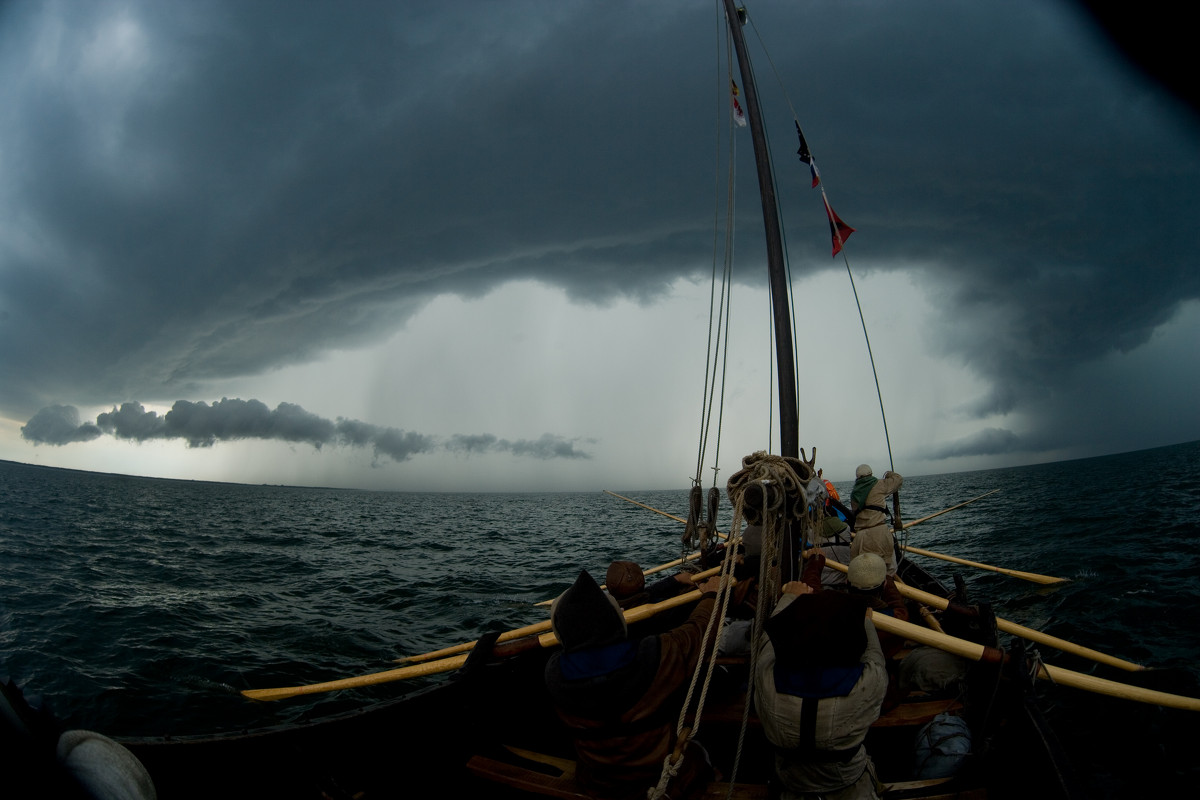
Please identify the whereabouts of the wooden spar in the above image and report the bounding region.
[820,558,1141,671]
[398,566,723,665]
[606,488,992,539]
[604,490,689,523]
[604,489,1057,584]
[247,581,1189,711]
[721,0,798,458]
[899,581,1143,672]
[901,489,1000,527]
[900,543,1068,585]
[869,613,1200,712]
[604,489,724,544]
[243,583,722,701]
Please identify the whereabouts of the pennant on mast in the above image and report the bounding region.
[731,80,747,127]
[823,196,855,256]
[795,121,820,187]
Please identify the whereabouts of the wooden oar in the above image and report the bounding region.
[245,581,726,701]
[901,581,1143,671]
[397,566,722,665]
[607,487,995,537]
[894,490,1068,584]
[900,489,999,528]
[899,543,1068,585]
[870,613,1198,711]
[820,558,1142,672]
[530,490,726,609]
[606,488,1062,586]
[604,490,690,524]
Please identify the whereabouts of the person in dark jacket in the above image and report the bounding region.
[545,570,720,800]
[755,584,887,800]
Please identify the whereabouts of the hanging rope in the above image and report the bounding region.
[649,512,741,800]
[693,14,740,497]
[717,448,821,795]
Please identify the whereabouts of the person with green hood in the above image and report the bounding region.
[848,464,903,576]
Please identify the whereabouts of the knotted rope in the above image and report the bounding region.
[720,449,823,796]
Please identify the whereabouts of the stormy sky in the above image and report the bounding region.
[1,0,1197,491]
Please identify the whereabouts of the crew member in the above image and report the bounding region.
[849,465,903,576]
[846,553,909,659]
[545,570,721,800]
[605,560,694,610]
[755,583,887,799]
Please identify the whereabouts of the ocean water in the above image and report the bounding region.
[2,441,1199,796]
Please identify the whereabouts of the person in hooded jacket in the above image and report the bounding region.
[545,570,721,800]
[849,464,903,576]
[755,582,887,800]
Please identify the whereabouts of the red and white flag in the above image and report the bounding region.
[731,80,747,127]
[823,196,855,256]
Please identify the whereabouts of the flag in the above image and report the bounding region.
[823,196,855,256]
[731,80,747,127]
[795,121,820,187]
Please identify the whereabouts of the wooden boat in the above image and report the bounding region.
[18,552,1069,799]
[5,2,1170,798]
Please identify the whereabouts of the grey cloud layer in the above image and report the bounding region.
[2,1,1198,461]
[21,401,590,462]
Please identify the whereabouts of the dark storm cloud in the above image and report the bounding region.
[20,406,102,445]
[1,1,1198,459]
[100,398,337,448]
[925,428,1023,460]
[21,401,589,462]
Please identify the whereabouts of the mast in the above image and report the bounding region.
[721,0,799,459]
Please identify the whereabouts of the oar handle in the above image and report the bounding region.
[244,583,727,701]
[821,559,1141,672]
[900,544,1068,585]
[869,614,1198,711]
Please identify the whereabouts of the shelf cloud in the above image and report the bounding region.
[22,401,591,462]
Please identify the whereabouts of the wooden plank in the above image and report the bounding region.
[467,755,585,800]
[881,776,987,799]
[702,782,769,800]
[468,752,768,800]
[882,776,954,790]
[872,699,964,729]
[503,745,577,775]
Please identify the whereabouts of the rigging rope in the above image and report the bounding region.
[692,7,739,511]
[745,6,901,546]
[650,516,739,800]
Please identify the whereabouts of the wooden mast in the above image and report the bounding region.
[721,0,798,459]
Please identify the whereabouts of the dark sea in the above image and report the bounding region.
[3,442,1199,797]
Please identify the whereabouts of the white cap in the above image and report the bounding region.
[855,464,873,478]
[848,553,887,590]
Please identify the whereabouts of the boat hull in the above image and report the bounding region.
[105,557,1079,799]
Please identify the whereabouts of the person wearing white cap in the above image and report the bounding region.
[848,465,903,576]
[847,553,909,659]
